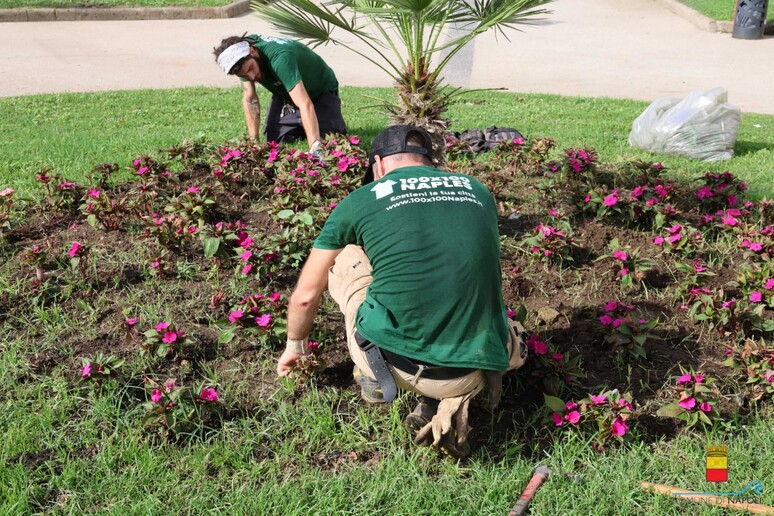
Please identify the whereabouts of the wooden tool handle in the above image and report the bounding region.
[641,482,774,514]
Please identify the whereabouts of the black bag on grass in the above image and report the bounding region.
[485,126,524,150]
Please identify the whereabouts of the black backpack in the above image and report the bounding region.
[484,126,524,150]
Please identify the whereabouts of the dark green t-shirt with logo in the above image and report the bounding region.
[314,165,510,371]
[244,35,338,101]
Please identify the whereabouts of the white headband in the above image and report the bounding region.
[216,41,251,74]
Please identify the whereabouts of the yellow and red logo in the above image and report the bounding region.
[706,445,728,482]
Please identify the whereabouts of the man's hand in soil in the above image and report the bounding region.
[277,349,303,377]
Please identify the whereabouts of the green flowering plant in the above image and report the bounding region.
[723,338,774,402]
[673,258,716,301]
[36,170,84,212]
[519,331,585,396]
[522,219,577,266]
[290,340,326,383]
[81,188,129,231]
[598,301,659,360]
[595,238,656,288]
[0,187,16,237]
[218,292,288,347]
[142,321,195,358]
[656,369,721,428]
[141,377,223,439]
[652,223,703,257]
[694,170,748,214]
[79,353,125,386]
[545,389,634,451]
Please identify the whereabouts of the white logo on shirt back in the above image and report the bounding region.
[371,180,397,199]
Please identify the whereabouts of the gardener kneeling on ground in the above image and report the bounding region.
[276,125,526,457]
[213,34,347,154]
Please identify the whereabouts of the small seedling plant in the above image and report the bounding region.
[545,389,634,451]
[656,369,721,428]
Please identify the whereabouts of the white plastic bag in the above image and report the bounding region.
[629,87,741,162]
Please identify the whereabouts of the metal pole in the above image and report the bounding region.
[732,0,769,39]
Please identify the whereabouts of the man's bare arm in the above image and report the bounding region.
[287,81,321,151]
[277,247,342,376]
[241,81,261,141]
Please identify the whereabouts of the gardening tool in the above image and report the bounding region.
[508,465,551,516]
[641,482,774,514]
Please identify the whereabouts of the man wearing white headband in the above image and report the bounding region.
[213,35,347,153]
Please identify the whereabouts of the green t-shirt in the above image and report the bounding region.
[244,35,339,100]
[314,165,510,371]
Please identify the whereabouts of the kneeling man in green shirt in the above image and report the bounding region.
[213,34,347,154]
[277,125,526,457]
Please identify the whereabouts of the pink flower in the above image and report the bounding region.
[749,242,763,252]
[750,291,763,303]
[552,412,563,426]
[565,410,581,425]
[611,417,628,436]
[269,292,282,302]
[551,353,564,361]
[240,251,252,262]
[565,401,578,411]
[255,314,273,327]
[678,397,696,410]
[150,260,160,269]
[125,317,140,326]
[241,264,253,275]
[694,374,704,383]
[137,166,148,175]
[506,309,516,318]
[612,318,626,329]
[603,193,618,207]
[240,237,254,249]
[764,278,774,290]
[721,213,738,226]
[187,226,196,234]
[612,250,628,261]
[532,339,547,355]
[667,233,682,244]
[81,362,92,378]
[68,242,82,257]
[228,310,244,323]
[700,402,712,412]
[653,236,664,245]
[307,341,320,352]
[88,188,100,198]
[599,314,613,326]
[584,194,591,203]
[666,224,682,234]
[349,136,360,145]
[151,389,163,403]
[676,373,692,385]
[722,299,736,308]
[728,195,737,206]
[186,186,200,194]
[696,186,714,200]
[619,267,629,276]
[590,394,607,405]
[155,322,170,331]
[603,301,619,312]
[162,331,178,344]
[200,388,219,402]
[164,380,176,390]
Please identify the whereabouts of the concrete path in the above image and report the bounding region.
[1,0,773,114]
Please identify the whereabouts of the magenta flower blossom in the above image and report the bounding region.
[765,278,774,290]
[162,331,178,344]
[611,417,628,436]
[653,236,665,245]
[552,412,563,426]
[307,341,320,352]
[88,188,100,198]
[721,213,738,226]
[125,317,140,326]
[81,362,92,378]
[728,195,737,206]
[255,314,273,327]
[155,322,169,331]
[151,389,163,403]
[694,374,704,383]
[700,402,712,412]
[565,401,578,411]
[678,397,696,410]
[750,291,763,303]
[603,193,618,207]
[603,301,619,312]
[612,250,628,261]
[228,310,244,323]
[696,186,714,199]
[722,299,736,308]
[584,193,591,203]
[506,309,516,318]
[551,353,564,361]
[68,242,83,257]
[599,314,613,326]
[240,250,252,262]
[565,410,581,425]
[620,268,629,276]
[200,388,219,402]
[526,335,547,355]
[240,237,254,249]
[666,224,682,234]
[676,373,692,385]
[241,264,253,275]
[612,318,625,329]
[186,186,200,194]
[590,394,607,405]
[164,380,176,390]
[349,136,360,145]
[667,233,682,244]
[137,166,148,175]
[269,292,282,302]
[749,242,763,252]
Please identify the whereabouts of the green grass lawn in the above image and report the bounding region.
[679,0,774,21]
[0,0,229,8]
[1,86,773,198]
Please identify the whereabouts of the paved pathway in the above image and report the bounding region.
[1,0,773,114]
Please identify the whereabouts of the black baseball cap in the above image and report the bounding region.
[364,125,434,185]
